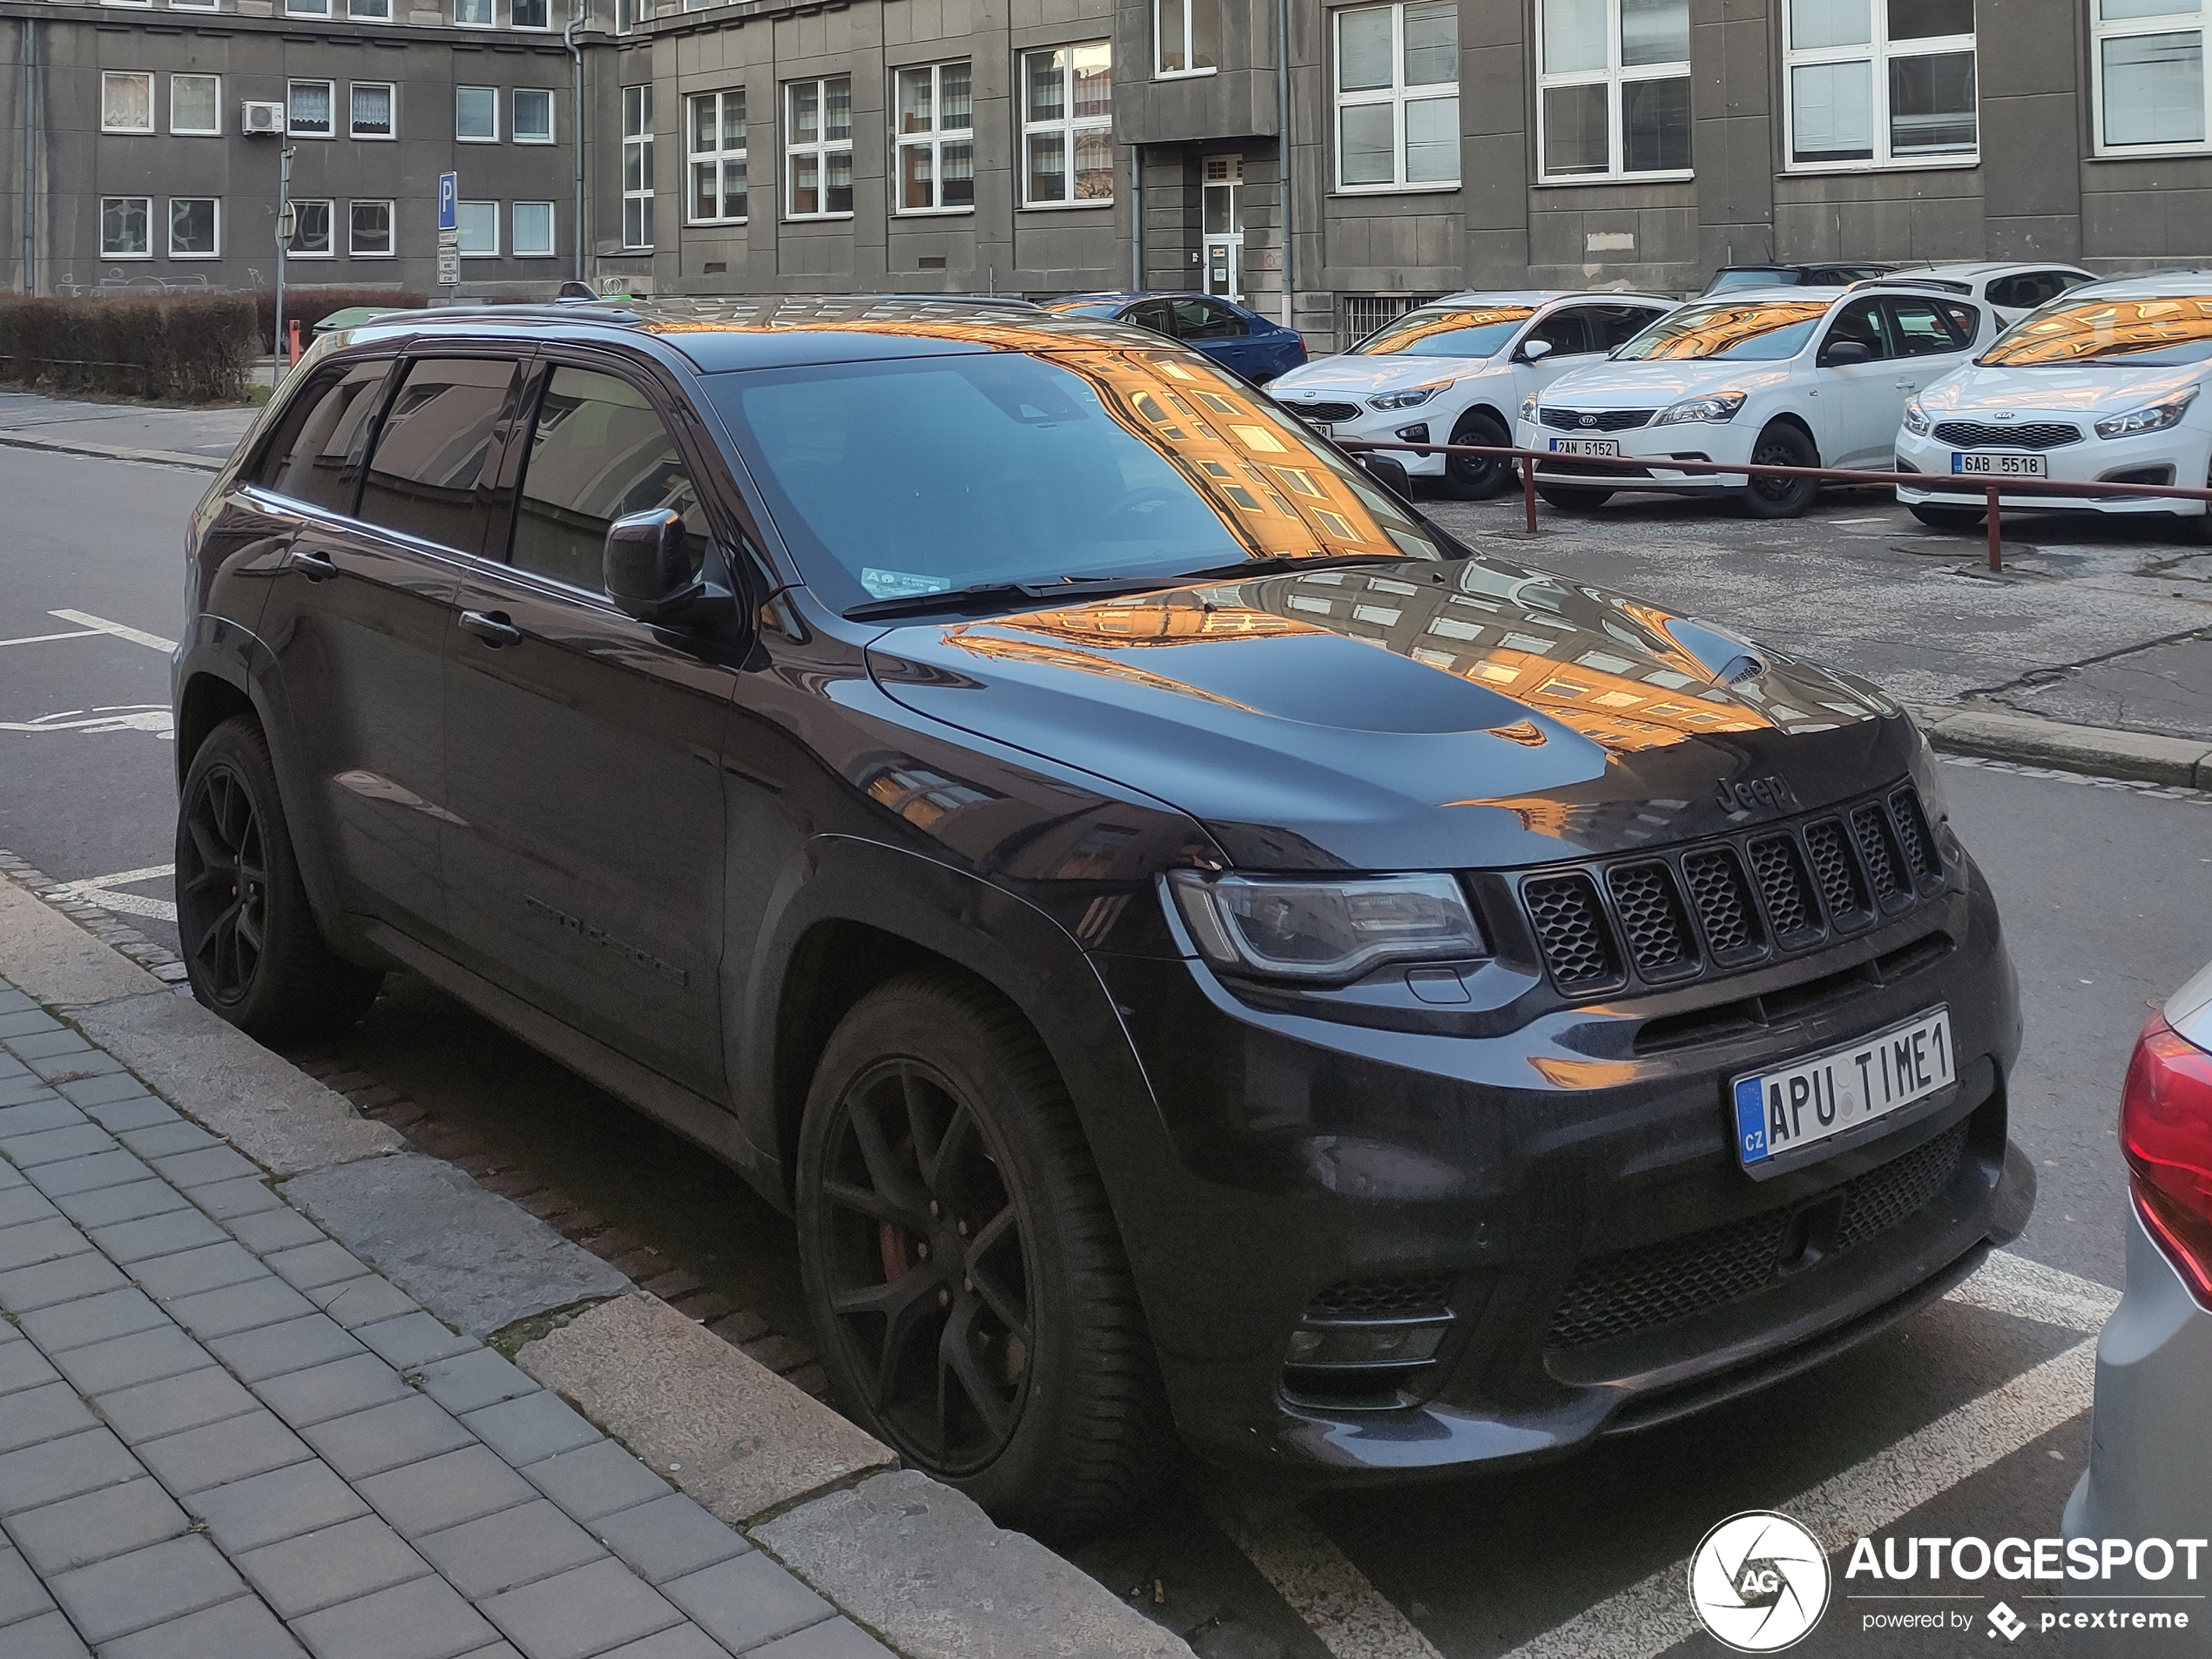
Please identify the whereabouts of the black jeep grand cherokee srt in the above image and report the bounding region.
[173,297,2030,1536]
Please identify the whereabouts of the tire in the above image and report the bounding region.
[1440,409,1514,500]
[1740,422,1821,519]
[795,968,1168,1541]
[1536,483,1615,510]
[174,716,382,1042]
[1908,502,1987,532]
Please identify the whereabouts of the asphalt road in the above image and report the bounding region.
[4,442,2210,1657]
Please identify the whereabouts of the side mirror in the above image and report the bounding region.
[1354,452,1414,502]
[1822,339,1873,366]
[1520,338,1554,362]
[604,509,733,629]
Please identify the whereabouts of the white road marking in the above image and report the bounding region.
[1831,516,1903,527]
[1220,1249,2118,1659]
[0,628,103,649]
[0,705,173,738]
[46,865,177,924]
[47,609,178,654]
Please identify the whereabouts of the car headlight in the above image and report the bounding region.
[1368,380,1453,412]
[2094,386,2199,439]
[1653,391,1746,426]
[1901,398,1931,436]
[1166,871,1487,981]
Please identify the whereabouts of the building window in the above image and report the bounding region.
[352,83,395,138]
[1334,3,1459,190]
[514,201,556,255]
[169,0,219,13]
[171,74,220,136]
[101,0,154,9]
[351,199,394,255]
[455,0,492,23]
[287,199,334,256]
[347,0,390,20]
[896,63,974,212]
[101,197,151,257]
[617,0,653,28]
[688,90,747,223]
[2094,0,2209,152]
[288,80,334,138]
[1537,0,1690,178]
[458,199,499,254]
[1023,44,1112,206]
[1157,0,1218,75]
[286,0,331,17]
[786,77,853,218]
[101,72,154,134]
[515,88,554,142]
[1784,0,1977,168]
[513,0,550,24]
[170,198,219,257]
[623,84,655,247]
[457,85,498,140]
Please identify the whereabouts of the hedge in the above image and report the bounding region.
[0,292,260,404]
[257,287,428,350]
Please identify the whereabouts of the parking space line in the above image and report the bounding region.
[1943,1247,2121,1335]
[1204,1492,1447,1659]
[0,628,103,649]
[47,608,179,653]
[47,864,177,923]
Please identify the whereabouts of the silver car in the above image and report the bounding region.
[2064,959,2212,1647]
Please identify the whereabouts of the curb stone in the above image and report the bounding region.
[0,430,225,472]
[1908,700,2212,789]
[0,867,1195,1657]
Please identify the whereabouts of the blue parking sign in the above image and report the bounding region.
[437,172,458,233]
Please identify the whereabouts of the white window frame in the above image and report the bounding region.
[457,199,500,256]
[284,0,331,16]
[1783,0,1979,172]
[2092,2,2210,156]
[454,0,493,24]
[687,89,748,225]
[349,199,395,257]
[287,198,335,258]
[513,86,556,142]
[100,0,153,10]
[512,201,556,256]
[894,61,974,214]
[1022,43,1113,208]
[287,79,336,138]
[100,72,155,135]
[100,197,152,259]
[350,81,396,139]
[1534,0,1693,182]
[785,76,854,219]
[617,0,654,29]
[1332,3,1460,193]
[623,84,655,248]
[170,73,221,137]
[168,197,220,258]
[1155,0,1218,77]
[456,84,498,142]
[347,0,391,19]
[168,0,219,13]
[511,0,552,26]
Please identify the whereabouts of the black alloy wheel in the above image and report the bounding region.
[1441,409,1514,499]
[1536,482,1615,510]
[1742,422,1821,519]
[175,716,382,1042]
[1909,502,1988,532]
[796,968,1166,1538]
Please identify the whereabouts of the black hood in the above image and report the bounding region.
[866,556,1918,871]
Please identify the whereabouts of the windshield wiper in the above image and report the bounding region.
[843,573,1180,622]
[1172,552,1421,581]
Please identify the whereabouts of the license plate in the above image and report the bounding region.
[1549,437,1621,457]
[1301,420,1334,437]
[1732,1007,1955,1170]
[1952,451,2047,476]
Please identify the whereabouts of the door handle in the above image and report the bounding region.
[458,609,522,648]
[1895,381,1919,391]
[286,548,338,582]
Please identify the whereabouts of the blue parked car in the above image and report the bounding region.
[1043,292,1306,383]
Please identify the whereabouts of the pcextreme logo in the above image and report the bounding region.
[1689,1511,1831,1652]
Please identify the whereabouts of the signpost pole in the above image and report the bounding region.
[436,172,461,298]
[273,145,293,388]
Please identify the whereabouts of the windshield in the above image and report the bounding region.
[1615,300,1829,361]
[1979,295,2212,368]
[1706,270,1797,293]
[1043,300,1123,320]
[705,349,1441,611]
[1348,305,1536,359]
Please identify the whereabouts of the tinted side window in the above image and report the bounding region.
[1172,298,1247,340]
[259,360,391,514]
[1885,297,1968,355]
[1985,275,2034,312]
[1825,300,1892,361]
[357,358,518,553]
[1123,300,1172,335]
[509,367,706,594]
[1581,305,1666,351]
[1527,311,1593,356]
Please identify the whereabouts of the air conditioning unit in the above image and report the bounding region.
[241,101,286,137]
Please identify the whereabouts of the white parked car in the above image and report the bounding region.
[1514,284,1993,519]
[1864,261,2098,327]
[1894,275,2212,537]
[1268,290,1678,498]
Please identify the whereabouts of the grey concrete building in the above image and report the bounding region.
[7,0,2212,348]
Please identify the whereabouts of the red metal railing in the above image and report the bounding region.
[1337,438,2212,572]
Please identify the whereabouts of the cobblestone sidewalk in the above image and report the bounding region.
[0,973,889,1659]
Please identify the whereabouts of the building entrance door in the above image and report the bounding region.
[1202,155,1242,301]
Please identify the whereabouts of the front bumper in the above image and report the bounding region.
[1514,415,1754,493]
[1896,424,2212,516]
[1277,397,1453,475]
[1098,846,2028,1481]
